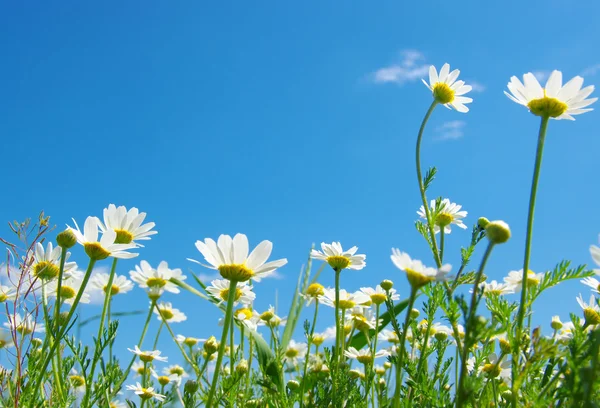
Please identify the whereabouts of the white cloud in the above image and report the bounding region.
[435,120,466,141]
[581,63,600,77]
[468,81,486,92]
[371,50,429,85]
[532,70,550,83]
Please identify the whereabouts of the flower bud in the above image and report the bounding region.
[485,221,511,244]
[551,316,563,330]
[410,308,420,319]
[236,359,249,375]
[203,336,219,355]
[287,379,300,391]
[56,229,77,249]
[477,217,490,230]
[380,280,394,291]
[184,380,199,394]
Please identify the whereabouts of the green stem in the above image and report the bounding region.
[53,247,68,332]
[393,288,417,407]
[206,279,237,408]
[439,229,445,263]
[152,322,164,350]
[230,317,235,373]
[42,282,66,401]
[334,268,341,400]
[513,115,550,408]
[300,301,319,407]
[416,100,442,268]
[456,242,495,408]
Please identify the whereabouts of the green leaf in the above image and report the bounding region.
[349,298,410,350]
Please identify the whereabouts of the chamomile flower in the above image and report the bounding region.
[47,274,90,305]
[479,280,515,296]
[0,330,14,349]
[190,233,287,282]
[311,328,335,346]
[301,283,325,306]
[30,242,78,281]
[479,353,511,380]
[151,369,178,386]
[68,217,138,260]
[4,313,45,335]
[89,273,134,296]
[581,277,600,294]
[69,368,86,393]
[310,242,366,271]
[154,302,187,323]
[466,357,476,373]
[206,279,255,306]
[591,239,600,273]
[96,204,157,245]
[125,383,166,402]
[422,63,473,112]
[557,322,575,343]
[360,285,399,305]
[344,347,390,365]
[0,285,17,303]
[577,294,600,326]
[503,269,545,291]
[391,249,451,289]
[175,335,203,347]
[505,70,596,120]
[109,401,128,408]
[128,345,168,363]
[348,307,379,332]
[431,322,453,341]
[130,260,186,294]
[131,361,148,377]
[378,329,400,344]
[233,308,260,331]
[318,288,370,310]
[162,365,189,381]
[283,340,308,365]
[417,199,467,234]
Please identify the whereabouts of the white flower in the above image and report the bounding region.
[0,330,14,349]
[128,345,168,363]
[557,322,576,342]
[479,353,511,380]
[125,382,166,402]
[466,356,476,373]
[300,283,325,306]
[318,288,370,310]
[477,280,515,296]
[591,239,600,274]
[505,70,596,120]
[377,329,400,344]
[283,340,308,365]
[310,327,336,346]
[175,335,204,347]
[4,313,45,335]
[162,364,189,381]
[0,284,17,303]
[108,401,128,408]
[581,277,600,294]
[310,242,366,271]
[68,217,138,260]
[47,274,90,305]
[90,273,134,296]
[577,294,600,326]
[391,249,451,289]
[422,63,473,112]
[29,242,78,281]
[417,199,467,234]
[503,269,545,291]
[190,233,287,282]
[130,260,186,294]
[232,308,260,331]
[360,285,399,305]
[206,279,255,306]
[431,322,453,339]
[151,368,179,386]
[131,361,148,377]
[69,368,86,393]
[154,302,187,323]
[348,307,380,332]
[96,204,157,245]
[344,347,390,364]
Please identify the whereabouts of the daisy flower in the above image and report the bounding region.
[206,279,255,306]
[348,307,379,332]
[0,284,17,303]
[4,313,45,335]
[466,357,476,373]
[109,401,128,408]
[131,361,148,377]
[125,383,166,402]
[130,260,186,294]
[96,204,157,245]
[417,198,467,234]
[69,368,86,393]
[422,63,473,112]
[505,70,596,120]
[162,364,189,381]
[591,239,600,273]
[391,249,451,289]
[283,340,308,365]
[47,274,90,305]
[311,327,335,347]
[478,280,515,296]
[431,322,453,341]
[0,330,14,349]
[30,242,78,281]
[503,269,545,291]
[310,242,366,271]
[175,335,203,347]
[581,276,600,294]
[190,233,287,282]
[154,302,187,323]
[577,294,600,326]
[557,321,576,343]
[378,329,400,344]
[349,367,365,380]
[344,347,390,365]
[360,285,399,305]
[151,368,178,387]
[233,308,260,331]
[301,283,325,306]
[479,353,511,380]
[68,217,137,260]
[128,345,168,363]
[89,273,134,296]
[551,316,563,330]
[318,288,370,310]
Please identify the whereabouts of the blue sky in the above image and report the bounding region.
[1,0,599,376]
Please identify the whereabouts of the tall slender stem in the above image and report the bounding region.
[456,242,495,407]
[300,301,319,407]
[206,279,237,408]
[333,268,341,401]
[393,288,417,407]
[439,229,445,263]
[512,116,550,407]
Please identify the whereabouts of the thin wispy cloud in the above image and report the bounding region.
[581,63,600,77]
[371,50,430,85]
[435,120,466,141]
[468,81,486,93]
[532,70,550,83]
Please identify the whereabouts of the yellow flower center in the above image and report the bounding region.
[527,96,568,118]
[0,340,7,349]
[260,310,274,321]
[70,375,85,387]
[326,256,350,271]
[136,366,146,375]
[370,293,387,305]
[17,325,33,336]
[387,333,399,344]
[84,242,111,260]
[220,288,243,302]
[349,369,364,380]
[405,268,434,289]
[139,353,155,363]
[357,354,373,365]
[526,271,541,286]
[218,264,254,282]
[353,315,371,332]
[285,348,299,358]
[338,299,355,309]
[60,286,76,299]
[158,308,174,320]
[306,283,325,297]
[170,366,185,376]
[583,308,600,326]
[33,261,60,280]
[499,339,511,354]
[139,389,155,400]
[157,376,171,386]
[104,284,121,295]
[267,317,282,328]
[436,212,454,228]
[482,363,501,378]
[183,338,198,347]
[312,335,325,346]
[146,277,167,288]
[235,308,253,321]
[0,293,7,303]
[432,82,455,104]
[434,331,448,341]
[114,229,134,244]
